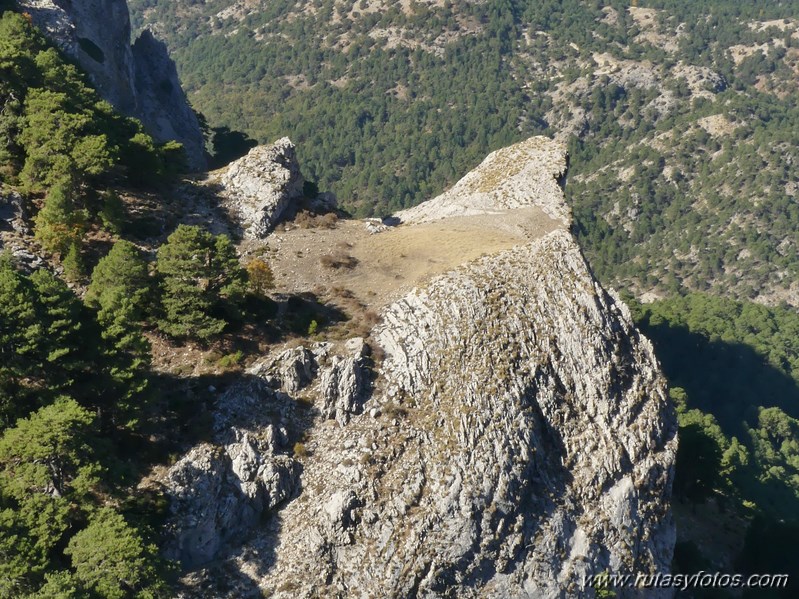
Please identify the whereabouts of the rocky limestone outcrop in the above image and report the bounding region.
[0,190,45,272]
[249,345,318,394]
[168,137,677,598]
[163,338,371,569]
[17,0,206,170]
[162,380,301,568]
[218,138,305,238]
[249,338,371,425]
[395,137,570,225]
[131,30,207,170]
[316,338,370,425]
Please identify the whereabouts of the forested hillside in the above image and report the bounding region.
[0,11,276,596]
[129,0,799,305]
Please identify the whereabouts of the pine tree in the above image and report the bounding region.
[87,241,153,427]
[155,225,246,340]
[33,179,86,257]
[19,84,113,192]
[29,268,87,391]
[0,255,43,427]
[94,289,151,430]
[65,508,170,599]
[24,571,84,598]
[0,398,101,593]
[61,241,84,282]
[86,240,151,322]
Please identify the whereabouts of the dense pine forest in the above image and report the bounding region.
[2,0,799,596]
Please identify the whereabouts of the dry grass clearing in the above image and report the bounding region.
[255,205,561,314]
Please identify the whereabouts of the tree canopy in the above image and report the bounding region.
[155,224,246,340]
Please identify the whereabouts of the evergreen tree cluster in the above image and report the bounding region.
[0,11,184,278]
[0,23,268,593]
[0,256,169,597]
[0,222,250,595]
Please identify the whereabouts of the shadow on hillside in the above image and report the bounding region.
[207,126,258,170]
[641,320,799,515]
[638,322,799,440]
[116,371,244,474]
[271,291,348,337]
[641,320,799,597]
[119,178,243,244]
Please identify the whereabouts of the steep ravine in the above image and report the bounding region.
[164,137,678,598]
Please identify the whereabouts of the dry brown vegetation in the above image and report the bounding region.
[257,205,559,317]
[320,250,359,269]
[293,210,338,229]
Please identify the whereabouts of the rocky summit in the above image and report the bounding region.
[162,137,678,598]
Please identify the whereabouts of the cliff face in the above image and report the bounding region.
[163,137,677,598]
[17,0,206,170]
[130,29,206,170]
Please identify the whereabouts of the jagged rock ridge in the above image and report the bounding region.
[17,0,206,170]
[395,137,571,225]
[164,137,677,598]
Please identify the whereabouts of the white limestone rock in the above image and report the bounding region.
[162,382,300,568]
[219,138,305,238]
[248,346,317,393]
[395,136,571,225]
[317,337,369,426]
[168,137,677,598]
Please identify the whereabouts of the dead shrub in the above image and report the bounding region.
[318,213,338,229]
[293,442,309,457]
[246,258,275,297]
[294,211,314,228]
[330,285,354,298]
[369,340,386,365]
[295,210,338,229]
[362,310,381,326]
[320,251,358,269]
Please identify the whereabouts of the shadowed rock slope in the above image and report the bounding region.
[165,137,677,598]
[17,0,206,169]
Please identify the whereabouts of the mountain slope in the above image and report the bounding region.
[17,0,206,169]
[161,138,677,598]
[128,0,799,306]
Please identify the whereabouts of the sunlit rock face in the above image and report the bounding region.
[165,137,678,598]
[218,138,306,238]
